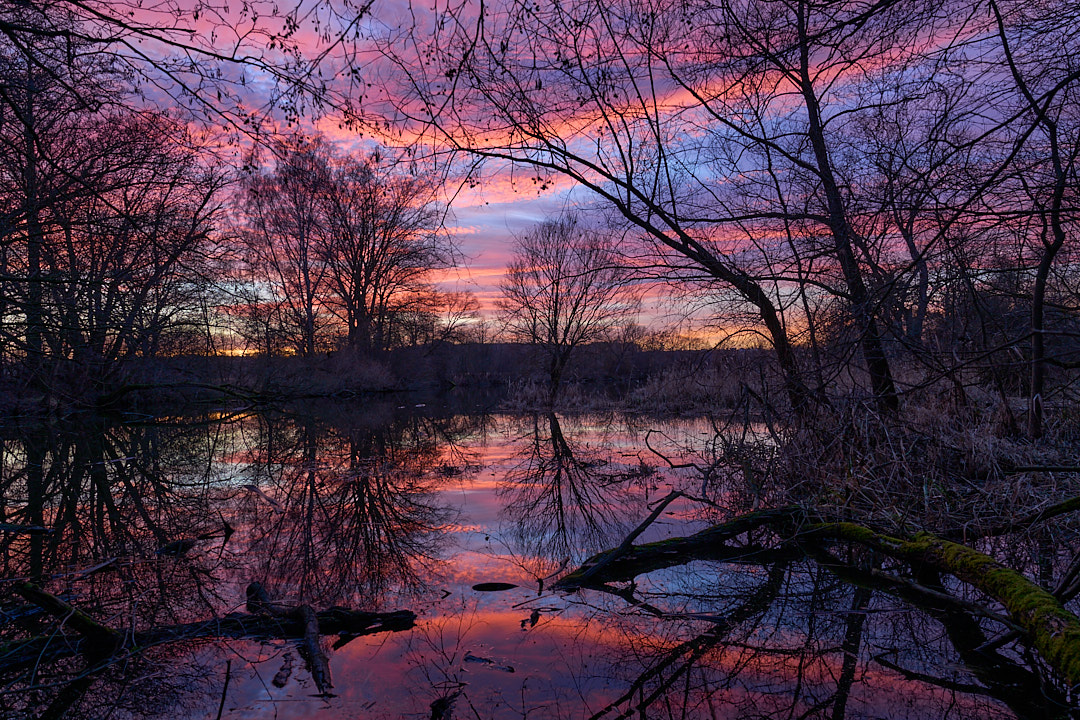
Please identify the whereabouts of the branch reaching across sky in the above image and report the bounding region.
[0,0,376,140]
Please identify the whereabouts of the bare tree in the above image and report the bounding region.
[0,0,374,139]
[379,0,1080,423]
[984,0,1080,438]
[497,214,638,400]
[381,0,977,413]
[0,38,225,398]
[239,135,334,357]
[237,134,449,356]
[318,154,447,352]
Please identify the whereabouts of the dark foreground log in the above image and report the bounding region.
[13,582,121,652]
[244,583,334,694]
[554,506,806,589]
[805,523,1080,689]
[1,583,415,676]
[554,505,1080,688]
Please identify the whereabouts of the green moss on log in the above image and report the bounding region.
[557,508,1080,688]
[904,532,1080,688]
[804,523,1080,688]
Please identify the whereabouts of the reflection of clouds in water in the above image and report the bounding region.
[0,407,1065,719]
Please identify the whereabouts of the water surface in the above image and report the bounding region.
[0,399,1070,718]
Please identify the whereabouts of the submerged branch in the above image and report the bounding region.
[1,583,415,676]
[556,506,1080,687]
[554,506,805,589]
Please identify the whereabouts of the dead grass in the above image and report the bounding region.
[752,391,1080,537]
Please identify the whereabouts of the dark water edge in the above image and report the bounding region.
[0,399,1076,719]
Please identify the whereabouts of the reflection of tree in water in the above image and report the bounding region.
[0,414,243,719]
[0,405,480,718]
[237,406,480,607]
[499,413,660,574]
[560,546,1075,719]
[0,415,235,607]
[6,409,1072,719]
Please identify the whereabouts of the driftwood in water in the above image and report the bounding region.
[13,582,121,652]
[0,523,52,535]
[554,504,1080,688]
[297,606,330,693]
[245,583,334,694]
[554,506,805,589]
[2,582,415,678]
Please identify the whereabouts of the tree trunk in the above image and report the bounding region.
[797,3,898,413]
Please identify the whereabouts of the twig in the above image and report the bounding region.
[644,431,696,470]
[974,630,1022,654]
[953,495,1080,541]
[560,490,683,587]
[215,659,231,720]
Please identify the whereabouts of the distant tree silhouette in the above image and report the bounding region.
[497,214,638,400]
[237,133,449,356]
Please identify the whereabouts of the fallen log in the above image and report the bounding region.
[0,583,415,676]
[801,523,1080,688]
[245,581,333,694]
[555,506,1080,688]
[297,605,332,694]
[554,506,805,589]
[13,582,121,653]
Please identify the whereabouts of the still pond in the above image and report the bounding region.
[0,397,1070,718]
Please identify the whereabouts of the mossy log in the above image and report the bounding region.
[803,523,1080,688]
[13,582,121,653]
[555,507,1080,688]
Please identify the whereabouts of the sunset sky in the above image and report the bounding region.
[17,0,1063,350]
[30,0,713,333]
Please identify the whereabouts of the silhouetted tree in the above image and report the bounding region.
[237,134,449,355]
[319,153,447,351]
[497,214,638,399]
[0,33,225,399]
[0,0,372,139]
[238,135,335,357]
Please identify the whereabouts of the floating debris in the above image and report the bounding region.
[156,538,197,556]
[430,690,462,720]
[272,652,294,687]
[471,582,518,592]
[464,651,514,673]
[0,523,52,535]
[520,609,541,630]
[242,484,284,513]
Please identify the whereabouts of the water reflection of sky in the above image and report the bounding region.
[215,411,713,718]
[0,406,1048,719]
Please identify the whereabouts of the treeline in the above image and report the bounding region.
[384,0,1080,435]
[0,15,484,408]
[0,6,721,411]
